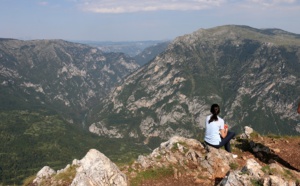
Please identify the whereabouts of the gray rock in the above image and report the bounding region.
[71,149,127,186]
[219,159,300,186]
[240,126,254,139]
[241,159,264,178]
[33,166,56,185]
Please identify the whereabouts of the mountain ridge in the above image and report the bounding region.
[89,25,300,144]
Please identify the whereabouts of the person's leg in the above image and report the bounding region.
[219,131,235,152]
[204,141,221,149]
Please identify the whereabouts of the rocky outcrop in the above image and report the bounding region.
[125,127,300,185]
[32,149,127,186]
[126,136,236,185]
[220,158,300,186]
[31,127,300,186]
[71,149,127,186]
[240,126,254,139]
[33,166,56,185]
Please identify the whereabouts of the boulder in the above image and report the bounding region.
[71,149,127,186]
[240,126,254,139]
[33,166,56,185]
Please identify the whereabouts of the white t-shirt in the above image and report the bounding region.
[204,115,225,145]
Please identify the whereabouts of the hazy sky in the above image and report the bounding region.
[1,0,299,41]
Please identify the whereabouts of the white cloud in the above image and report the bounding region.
[77,0,226,13]
[247,0,296,6]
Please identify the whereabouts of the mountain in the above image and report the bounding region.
[88,25,300,146]
[79,40,168,57]
[133,41,170,66]
[1,25,300,185]
[0,39,139,124]
[0,39,148,185]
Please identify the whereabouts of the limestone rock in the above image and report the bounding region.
[241,159,264,178]
[240,126,254,139]
[33,166,56,185]
[133,136,235,184]
[219,158,300,186]
[71,149,127,186]
[32,149,127,186]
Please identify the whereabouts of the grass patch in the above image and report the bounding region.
[261,165,275,175]
[155,155,162,159]
[22,175,36,186]
[251,179,263,186]
[171,143,179,152]
[283,169,293,179]
[130,167,174,186]
[266,133,281,139]
[54,165,77,184]
[229,162,239,170]
[249,131,260,139]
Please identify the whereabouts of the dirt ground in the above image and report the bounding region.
[245,135,300,171]
[130,135,300,186]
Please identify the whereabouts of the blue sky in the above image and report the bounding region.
[1,0,300,41]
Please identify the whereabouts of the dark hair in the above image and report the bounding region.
[209,104,220,123]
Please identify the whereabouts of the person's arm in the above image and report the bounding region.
[220,124,228,138]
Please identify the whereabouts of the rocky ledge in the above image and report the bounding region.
[29,126,300,186]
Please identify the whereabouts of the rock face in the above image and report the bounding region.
[127,136,236,185]
[125,128,300,185]
[32,149,127,186]
[221,159,300,186]
[33,166,56,185]
[71,149,127,186]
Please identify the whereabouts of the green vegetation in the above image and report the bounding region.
[0,110,150,185]
[22,175,36,186]
[251,179,263,186]
[54,165,77,184]
[261,165,276,175]
[134,88,149,100]
[229,162,239,170]
[130,167,174,186]
[261,165,300,183]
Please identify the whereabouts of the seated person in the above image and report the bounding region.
[204,104,236,154]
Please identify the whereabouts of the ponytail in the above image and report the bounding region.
[208,104,220,123]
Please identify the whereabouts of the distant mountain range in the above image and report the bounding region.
[1,25,300,184]
[88,25,300,147]
[78,40,170,57]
